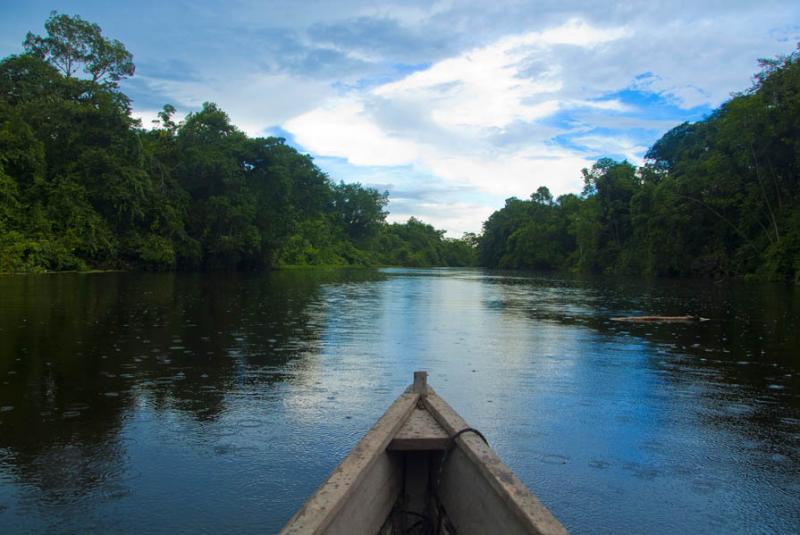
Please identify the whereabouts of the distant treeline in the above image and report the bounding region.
[479,46,800,282]
[0,13,475,272]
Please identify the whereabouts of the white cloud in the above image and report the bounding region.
[284,100,420,165]
[570,135,649,165]
[426,149,594,198]
[283,19,627,223]
[136,72,333,137]
[373,19,627,129]
[387,201,497,238]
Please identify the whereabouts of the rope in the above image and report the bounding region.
[432,426,491,534]
[449,427,488,447]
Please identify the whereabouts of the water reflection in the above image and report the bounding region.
[0,270,387,531]
[0,269,798,533]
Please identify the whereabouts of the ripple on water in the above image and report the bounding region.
[206,425,238,437]
[234,418,263,429]
[153,377,176,386]
[214,443,237,455]
[539,453,569,465]
[101,484,132,500]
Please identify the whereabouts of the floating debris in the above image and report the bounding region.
[610,315,710,323]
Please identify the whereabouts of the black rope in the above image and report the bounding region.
[450,427,488,446]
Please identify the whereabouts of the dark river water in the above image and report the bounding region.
[0,269,798,534]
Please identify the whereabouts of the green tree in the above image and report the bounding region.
[24,11,134,85]
[332,182,388,243]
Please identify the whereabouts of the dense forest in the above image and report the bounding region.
[0,13,475,272]
[3,14,799,280]
[479,46,800,282]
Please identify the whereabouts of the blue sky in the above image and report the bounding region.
[2,1,799,236]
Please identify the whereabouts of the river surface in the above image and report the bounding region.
[0,269,798,534]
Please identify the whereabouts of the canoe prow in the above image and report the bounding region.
[281,371,567,535]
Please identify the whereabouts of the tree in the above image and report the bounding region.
[531,186,553,205]
[2,13,482,272]
[332,182,388,242]
[24,11,134,85]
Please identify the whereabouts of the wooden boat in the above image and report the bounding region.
[281,371,567,535]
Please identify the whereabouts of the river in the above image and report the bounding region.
[0,269,798,533]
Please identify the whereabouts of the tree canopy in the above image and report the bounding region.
[23,11,134,84]
[5,13,799,280]
[478,45,800,282]
[0,14,475,272]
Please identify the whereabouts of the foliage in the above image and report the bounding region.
[377,218,476,267]
[0,14,475,272]
[478,45,800,281]
[23,11,134,85]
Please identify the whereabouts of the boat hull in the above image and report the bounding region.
[282,373,567,535]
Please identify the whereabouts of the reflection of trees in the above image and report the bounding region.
[0,269,386,500]
[487,271,800,461]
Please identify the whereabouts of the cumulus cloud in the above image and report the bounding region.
[372,19,628,129]
[283,20,628,215]
[285,100,421,165]
[274,6,798,233]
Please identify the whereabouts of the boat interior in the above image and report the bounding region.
[281,372,566,535]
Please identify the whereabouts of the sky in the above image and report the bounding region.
[2,1,799,236]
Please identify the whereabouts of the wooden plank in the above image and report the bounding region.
[323,451,402,535]
[388,406,450,450]
[281,389,419,534]
[413,370,428,393]
[423,389,568,535]
[439,446,535,535]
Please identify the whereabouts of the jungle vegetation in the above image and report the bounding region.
[0,13,475,272]
[478,46,800,281]
[3,14,799,280]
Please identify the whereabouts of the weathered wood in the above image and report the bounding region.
[323,452,402,535]
[423,389,567,535]
[280,390,419,534]
[388,406,449,450]
[413,370,428,394]
[439,446,535,534]
[282,374,568,535]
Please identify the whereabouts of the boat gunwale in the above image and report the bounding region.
[281,376,567,535]
[280,387,419,534]
[423,387,567,535]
